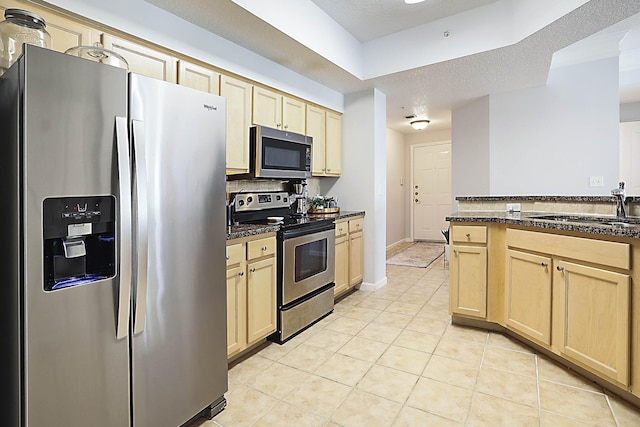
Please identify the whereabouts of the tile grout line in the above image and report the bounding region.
[464,325,490,426]
[535,354,543,427]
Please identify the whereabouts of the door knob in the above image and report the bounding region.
[415,199,419,203]
[414,192,418,196]
[414,185,418,189]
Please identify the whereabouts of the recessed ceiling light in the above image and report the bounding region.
[404,0,426,4]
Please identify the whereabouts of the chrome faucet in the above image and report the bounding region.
[611,181,627,218]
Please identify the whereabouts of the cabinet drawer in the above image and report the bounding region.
[226,243,244,266]
[335,220,348,237]
[349,217,364,233]
[452,225,487,244]
[247,237,276,260]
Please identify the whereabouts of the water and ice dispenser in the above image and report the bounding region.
[43,196,116,291]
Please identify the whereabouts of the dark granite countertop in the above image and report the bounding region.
[446,211,640,239]
[226,210,365,240]
[226,224,280,240]
[456,195,640,203]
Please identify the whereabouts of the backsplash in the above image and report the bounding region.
[226,178,321,202]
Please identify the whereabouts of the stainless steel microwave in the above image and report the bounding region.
[229,125,312,180]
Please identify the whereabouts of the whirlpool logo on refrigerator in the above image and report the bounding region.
[203,104,218,111]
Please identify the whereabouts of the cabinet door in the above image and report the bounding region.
[101,34,177,82]
[178,60,220,94]
[553,260,630,385]
[246,257,277,345]
[325,111,342,176]
[226,265,246,357]
[505,249,552,346]
[1,1,100,54]
[334,234,349,296]
[449,245,487,318]
[282,96,306,133]
[349,231,363,286]
[307,105,327,176]
[252,86,282,129]
[221,75,252,173]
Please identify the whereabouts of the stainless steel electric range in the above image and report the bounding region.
[231,191,335,343]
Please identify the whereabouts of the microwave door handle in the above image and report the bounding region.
[132,120,149,335]
[115,116,132,340]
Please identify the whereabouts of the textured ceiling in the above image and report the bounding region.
[145,0,640,134]
[309,0,499,42]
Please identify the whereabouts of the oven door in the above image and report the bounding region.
[281,225,335,306]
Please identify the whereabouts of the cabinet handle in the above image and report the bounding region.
[466,233,471,238]
[557,266,565,271]
[226,255,230,260]
[277,123,282,128]
[284,124,289,129]
[327,168,331,172]
[238,271,244,276]
[250,267,256,272]
[541,262,548,267]
[453,249,458,255]
[262,246,268,251]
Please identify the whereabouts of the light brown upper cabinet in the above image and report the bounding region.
[253,86,306,134]
[177,60,220,94]
[325,111,342,176]
[1,0,100,54]
[221,74,252,174]
[101,34,177,83]
[308,106,342,177]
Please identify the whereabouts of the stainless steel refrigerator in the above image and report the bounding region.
[0,45,228,427]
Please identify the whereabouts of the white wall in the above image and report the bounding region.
[321,89,387,290]
[451,96,491,208]
[489,57,620,195]
[621,102,640,122]
[386,128,406,249]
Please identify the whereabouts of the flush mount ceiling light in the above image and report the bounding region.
[410,119,430,130]
[404,0,426,4]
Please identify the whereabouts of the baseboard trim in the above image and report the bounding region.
[358,276,387,291]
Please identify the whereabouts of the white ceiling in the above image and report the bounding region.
[146,0,640,135]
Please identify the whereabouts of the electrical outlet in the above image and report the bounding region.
[589,176,604,187]
[506,203,521,212]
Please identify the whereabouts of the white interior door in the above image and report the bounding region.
[412,142,452,241]
[620,121,640,195]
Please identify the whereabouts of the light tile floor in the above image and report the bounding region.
[197,257,640,426]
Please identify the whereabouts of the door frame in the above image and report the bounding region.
[409,140,452,242]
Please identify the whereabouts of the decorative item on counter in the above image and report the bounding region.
[307,195,340,214]
[65,42,129,70]
[442,228,450,263]
[0,8,51,75]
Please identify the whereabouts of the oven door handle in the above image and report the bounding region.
[280,221,335,239]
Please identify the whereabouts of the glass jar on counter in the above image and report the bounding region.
[0,8,52,75]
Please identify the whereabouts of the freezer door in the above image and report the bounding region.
[129,74,228,426]
[20,46,131,426]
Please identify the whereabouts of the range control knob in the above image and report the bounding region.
[247,196,253,204]
[238,200,245,206]
[283,197,288,203]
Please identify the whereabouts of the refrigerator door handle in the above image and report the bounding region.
[115,116,132,340]
[132,120,149,335]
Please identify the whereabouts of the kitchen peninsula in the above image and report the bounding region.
[447,195,640,407]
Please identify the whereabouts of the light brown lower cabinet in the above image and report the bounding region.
[505,228,631,386]
[449,225,487,319]
[226,235,276,359]
[504,249,552,346]
[334,216,364,298]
